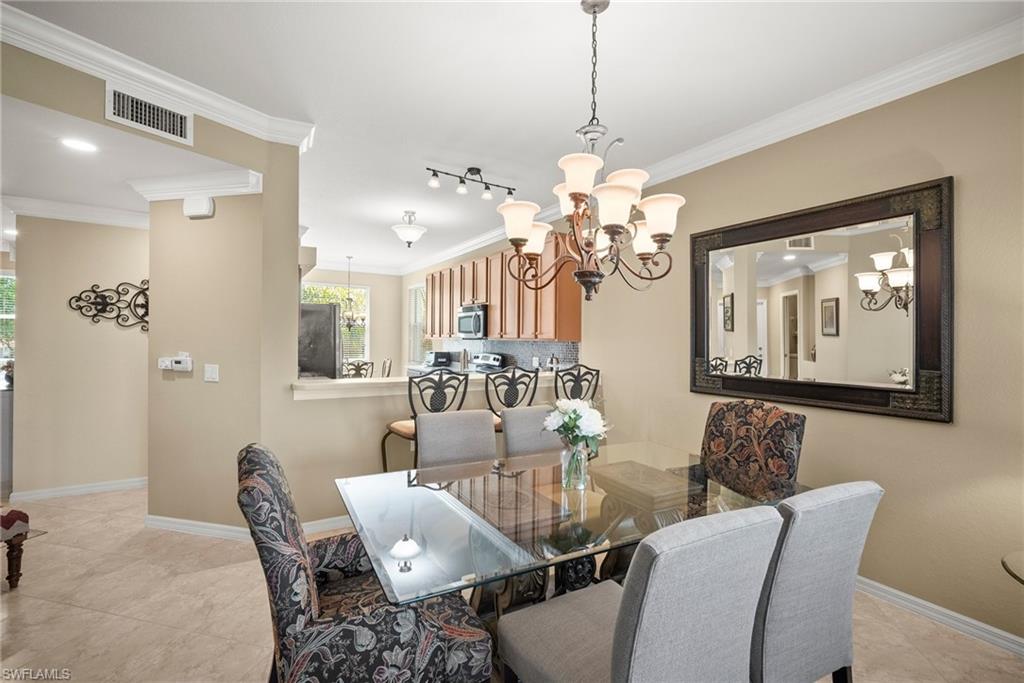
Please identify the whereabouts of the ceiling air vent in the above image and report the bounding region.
[786,236,815,250]
[105,84,194,146]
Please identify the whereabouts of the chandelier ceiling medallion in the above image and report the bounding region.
[341,256,367,330]
[426,166,516,201]
[497,0,685,301]
[391,210,428,248]
[854,233,915,315]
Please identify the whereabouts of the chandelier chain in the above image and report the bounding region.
[589,9,599,126]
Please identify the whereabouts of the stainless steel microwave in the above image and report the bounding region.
[457,304,487,339]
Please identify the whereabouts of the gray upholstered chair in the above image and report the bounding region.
[415,409,497,468]
[497,505,784,682]
[751,481,884,683]
[502,405,563,457]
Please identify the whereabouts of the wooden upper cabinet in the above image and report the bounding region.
[451,265,463,332]
[487,252,504,338]
[502,249,520,338]
[425,272,437,339]
[472,256,490,304]
[536,237,559,340]
[439,268,452,337]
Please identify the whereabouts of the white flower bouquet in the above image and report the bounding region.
[544,399,609,489]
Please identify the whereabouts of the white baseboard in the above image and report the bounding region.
[9,476,147,503]
[144,513,352,542]
[857,576,1024,657]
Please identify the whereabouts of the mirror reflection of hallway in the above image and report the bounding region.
[782,293,799,380]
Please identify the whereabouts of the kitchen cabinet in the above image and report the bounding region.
[422,237,582,343]
[487,252,504,338]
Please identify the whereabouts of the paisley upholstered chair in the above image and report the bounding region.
[696,399,806,503]
[237,443,492,683]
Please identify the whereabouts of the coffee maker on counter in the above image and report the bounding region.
[422,351,451,368]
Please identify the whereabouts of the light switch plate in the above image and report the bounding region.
[204,364,220,383]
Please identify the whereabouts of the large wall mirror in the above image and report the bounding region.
[690,178,952,422]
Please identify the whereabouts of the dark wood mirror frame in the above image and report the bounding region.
[690,177,953,422]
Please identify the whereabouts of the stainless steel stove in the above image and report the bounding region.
[469,352,511,373]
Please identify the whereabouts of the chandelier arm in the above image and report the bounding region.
[506,251,578,290]
[860,291,895,312]
[554,230,584,265]
[614,250,674,282]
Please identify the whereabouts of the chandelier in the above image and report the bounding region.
[496,0,685,301]
[341,256,367,330]
[391,210,427,248]
[854,234,915,315]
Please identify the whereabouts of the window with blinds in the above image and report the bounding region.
[0,275,14,360]
[408,285,428,364]
[301,282,370,361]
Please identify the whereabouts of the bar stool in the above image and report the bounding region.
[342,360,374,378]
[380,357,393,378]
[380,369,469,471]
[484,367,539,432]
[554,363,600,401]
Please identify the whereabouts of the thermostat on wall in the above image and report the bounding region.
[158,352,193,372]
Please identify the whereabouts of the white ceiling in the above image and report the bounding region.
[8,1,1023,272]
[1,95,239,215]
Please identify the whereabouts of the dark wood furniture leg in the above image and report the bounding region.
[502,662,520,683]
[832,665,853,683]
[380,431,391,472]
[5,533,26,589]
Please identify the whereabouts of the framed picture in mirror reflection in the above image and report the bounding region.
[722,293,734,332]
[821,297,840,336]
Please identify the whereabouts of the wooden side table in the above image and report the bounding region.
[2,509,45,589]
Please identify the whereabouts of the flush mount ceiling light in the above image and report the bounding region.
[391,210,427,248]
[425,166,516,201]
[60,138,98,152]
[496,0,685,301]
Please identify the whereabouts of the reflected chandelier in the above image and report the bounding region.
[496,0,685,301]
[341,256,366,330]
[854,234,915,316]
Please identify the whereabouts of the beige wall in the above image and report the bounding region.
[306,268,403,370]
[582,57,1023,635]
[812,263,849,383]
[13,217,148,492]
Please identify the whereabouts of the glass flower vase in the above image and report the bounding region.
[561,441,589,490]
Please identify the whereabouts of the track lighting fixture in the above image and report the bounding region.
[424,166,515,201]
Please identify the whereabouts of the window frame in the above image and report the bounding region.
[407,283,427,365]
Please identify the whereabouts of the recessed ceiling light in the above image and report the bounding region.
[61,138,97,153]
[783,254,797,261]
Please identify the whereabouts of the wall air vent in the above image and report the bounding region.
[786,236,815,250]
[105,84,194,146]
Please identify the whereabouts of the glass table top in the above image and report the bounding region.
[335,441,811,605]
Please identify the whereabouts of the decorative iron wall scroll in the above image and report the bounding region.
[68,280,149,332]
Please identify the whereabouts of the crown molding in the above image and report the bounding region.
[129,169,262,201]
[644,16,1024,186]
[400,226,507,276]
[807,253,849,273]
[314,259,404,277]
[758,266,813,288]
[1,195,149,229]
[0,4,315,149]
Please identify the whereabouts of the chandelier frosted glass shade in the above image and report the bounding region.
[886,268,914,289]
[605,168,650,196]
[524,222,553,256]
[854,272,882,293]
[591,183,639,227]
[637,194,686,237]
[558,153,604,195]
[497,200,541,242]
[870,251,896,271]
[553,183,575,217]
[631,220,657,256]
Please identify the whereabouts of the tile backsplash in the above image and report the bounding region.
[436,338,579,370]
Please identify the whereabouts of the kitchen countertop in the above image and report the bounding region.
[292,370,561,400]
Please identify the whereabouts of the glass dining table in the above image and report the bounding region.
[335,441,810,608]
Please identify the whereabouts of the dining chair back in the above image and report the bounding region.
[700,399,806,499]
[752,481,884,683]
[612,505,784,682]
[485,367,539,416]
[408,369,469,417]
[502,405,563,457]
[734,354,763,376]
[554,363,600,401]
[342,359,374,378]
[416,410,497,468]
[237,443,319,649]
[380,357,393,378]
[708,356,728,373]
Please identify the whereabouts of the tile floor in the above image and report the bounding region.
[1,488,1021,682]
